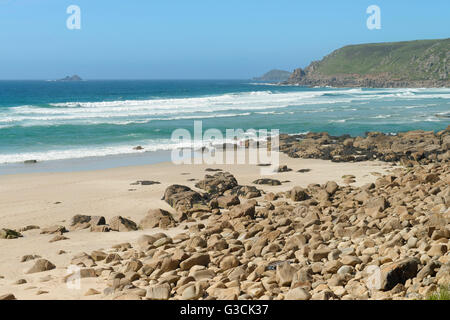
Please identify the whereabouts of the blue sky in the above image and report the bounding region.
[0,0,449,79]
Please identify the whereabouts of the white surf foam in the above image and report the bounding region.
[0,130,276,164]
[2,87,449,127]
[0,88,396,127]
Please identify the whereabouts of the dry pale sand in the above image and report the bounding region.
[0,152,396,299]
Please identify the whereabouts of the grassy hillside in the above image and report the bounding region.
[314,39,449,81]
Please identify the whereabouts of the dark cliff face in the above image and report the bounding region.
[284,39,450,88]
[284,70,449,88]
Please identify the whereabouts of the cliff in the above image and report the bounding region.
[253,69,292,82]
[284,39,450,88]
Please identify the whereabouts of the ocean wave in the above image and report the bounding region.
[0,131,277,164]
[424,117,442,122]
[0,112,254,127]
[0,143,177,164]
[0,90,336,126]
[405,105,425,109]
[247,82,283,86]
[371,115,392,119]
[435,112,450,118]
[1,87,449,128]
[254,111,285,115]
[286,131,310,136]
[328,118,355,123]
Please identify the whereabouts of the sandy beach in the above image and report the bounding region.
[0,152,395,299]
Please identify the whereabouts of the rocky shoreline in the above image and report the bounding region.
[281,69,449,88]
[276,127,450,165]
[1,127,449,300]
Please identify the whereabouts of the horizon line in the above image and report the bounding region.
[0,78,265,81]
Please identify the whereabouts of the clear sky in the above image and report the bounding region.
[0,0,449,79]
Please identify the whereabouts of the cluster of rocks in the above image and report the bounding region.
[2,126,449,300]
[275,126,450,165]
[161,172,263,220]
[70,211,180,233]
[22,161,447,300]
[1,213,170,243]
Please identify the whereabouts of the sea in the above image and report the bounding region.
[0,80,449,172]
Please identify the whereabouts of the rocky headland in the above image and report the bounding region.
[253,69,292,82]
[282,39,450,88]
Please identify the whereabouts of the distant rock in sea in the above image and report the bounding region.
[58,75,82,81]
[252,69,292,82]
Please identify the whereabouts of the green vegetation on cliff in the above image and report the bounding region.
[286,38,449,87]
[314,39,449,81]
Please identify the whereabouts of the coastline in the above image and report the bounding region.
[0,152,395,299]
[0,127,448,301]
[0,149,176,175]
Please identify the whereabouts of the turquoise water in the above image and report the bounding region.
[0,80,449,164]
